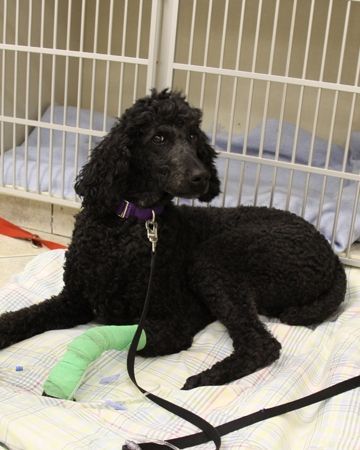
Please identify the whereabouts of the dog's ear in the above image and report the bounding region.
[197,139,221,202]
[75,122,130,212]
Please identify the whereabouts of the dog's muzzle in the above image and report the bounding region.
[188,168,210,194]
[165,168,210,198]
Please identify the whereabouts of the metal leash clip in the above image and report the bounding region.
[145,210,158,253]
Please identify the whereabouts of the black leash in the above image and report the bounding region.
[139,374,360,449]
[124,215,221,450]
[124,215,360,449]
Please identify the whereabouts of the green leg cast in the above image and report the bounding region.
[43,325,146,400]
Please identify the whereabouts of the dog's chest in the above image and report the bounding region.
[103,222,184,297]
[75,213,197,322]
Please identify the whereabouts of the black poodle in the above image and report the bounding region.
[0,89,346,389]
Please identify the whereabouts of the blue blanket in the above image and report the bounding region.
[189,119,360,252]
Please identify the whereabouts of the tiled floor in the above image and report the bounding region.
[0,230,70,288]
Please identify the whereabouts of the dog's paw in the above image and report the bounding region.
[181,370,214,390]
[181,374,203,390]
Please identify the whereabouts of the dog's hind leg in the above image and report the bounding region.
[0,289,94,349]
[183,341,280,390]
[184,247,281,389]
[279,258,347,326]
[182,277,281,389]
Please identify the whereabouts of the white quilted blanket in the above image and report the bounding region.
[0,250,359,449]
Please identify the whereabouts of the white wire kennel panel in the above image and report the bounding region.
[171,0,360,266]
[0,0,360,266]
[0,0,161,205]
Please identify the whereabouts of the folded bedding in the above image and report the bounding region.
[190,121,360,252]
[0,250,359,449]
[2,107,360,251]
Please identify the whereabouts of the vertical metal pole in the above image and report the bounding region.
[36,0,46,193]
[253,0,280,206]
[90,0,100,130]
[211,0,229,207]
[133,0,144,102]
[61,0,73,198]
[222,0,246,206]
[199,0,213,109]
[315,0,351,230]
[49,0,59,196]
[270,0,298,208]
[237,0,263,206]
[24,0,33,192]
[184,0,198,96]
[74,0,86,200]
[12,0,20,188]
[153,0,179,90]
[0,0,6,186]
[285,0,316,212]
[301,0,334,218]
[103,0,115,131]
[117,0,129,116]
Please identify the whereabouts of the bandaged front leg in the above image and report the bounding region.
[42,325,146,400]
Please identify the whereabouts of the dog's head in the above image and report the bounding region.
[75,89,220,213]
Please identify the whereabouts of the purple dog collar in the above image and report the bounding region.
[117,200,164,221]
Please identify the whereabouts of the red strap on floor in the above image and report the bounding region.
[0,216,68,250]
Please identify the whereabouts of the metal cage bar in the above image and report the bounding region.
[270,0,298,209]
[253,0,281,206]
[103,0,115,132]
[222,0,246,206]
[315,0,352,231]
[117,0,129,117]
[237,0,263,206]
[23,0,33,194]
[133,0,144,103]
[35,0,46,195]
[62,0,74,199]
[199,0,213,110]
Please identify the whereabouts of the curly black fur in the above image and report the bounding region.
[0,89,346,389]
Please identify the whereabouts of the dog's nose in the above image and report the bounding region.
[190,169,209,187]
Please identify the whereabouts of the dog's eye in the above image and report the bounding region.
[152,134,165,145]
[189,133,197,141]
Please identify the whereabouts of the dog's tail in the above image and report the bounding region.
[279,258,347,326]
